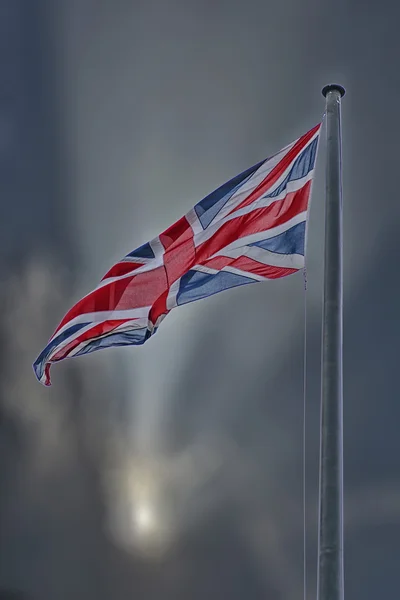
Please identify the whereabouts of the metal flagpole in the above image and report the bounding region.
[317,84,345,600]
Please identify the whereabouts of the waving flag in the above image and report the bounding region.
[34,123,321,385]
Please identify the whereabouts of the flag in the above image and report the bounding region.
[34,123,321,385]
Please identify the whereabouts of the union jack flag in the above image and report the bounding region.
[34,123,321,385]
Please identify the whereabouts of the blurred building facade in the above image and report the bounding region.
[0,3,114,598]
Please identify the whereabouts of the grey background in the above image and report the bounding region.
[0,1,399,598]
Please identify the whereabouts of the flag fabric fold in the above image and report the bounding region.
[34,123,321,385]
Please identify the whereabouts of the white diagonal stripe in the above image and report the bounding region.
[54,307,152,337]
[221,266,266,282]
[218,245,304,269]
[208,211,307,253]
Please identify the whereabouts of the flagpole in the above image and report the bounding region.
[317,84,345,600]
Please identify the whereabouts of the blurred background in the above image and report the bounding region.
[1,0,399,598]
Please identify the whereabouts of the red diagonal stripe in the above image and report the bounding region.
[102,261,143,280]
[230,124,319,214]
[52,319,131,361]
[204,255,298,279]
[228,256,298,279]
[196,182,311,264]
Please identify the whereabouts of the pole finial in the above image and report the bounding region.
[322,84,346,98]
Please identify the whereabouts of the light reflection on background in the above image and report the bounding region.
[105,434,233,557]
